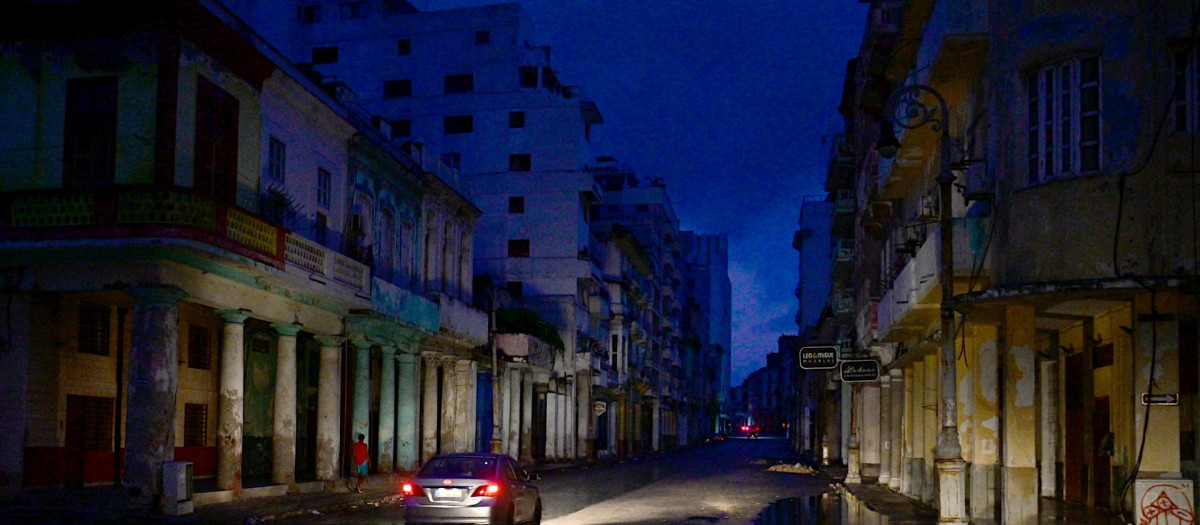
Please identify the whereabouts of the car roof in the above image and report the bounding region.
[428,453,509,460]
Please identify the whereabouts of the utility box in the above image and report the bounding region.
[161,461,194,516]
[1134,479,1194,525]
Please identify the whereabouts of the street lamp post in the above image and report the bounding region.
[879,83,967,523]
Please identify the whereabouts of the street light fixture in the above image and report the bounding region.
[878,83,967,524]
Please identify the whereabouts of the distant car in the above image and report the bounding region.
[402,453,542,525]
[740,425,760,438]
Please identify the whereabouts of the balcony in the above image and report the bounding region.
[284,233,369,291]
[919,0,989,82]
[0,186,286,268]
[825,134,856,191]
[434,292,487,347]
[831,238,855,280]
[494,333,556,369]
[876,217,990,342]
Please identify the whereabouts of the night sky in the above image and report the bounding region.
[426,0,870,386]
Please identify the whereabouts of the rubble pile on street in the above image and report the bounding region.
[766,462,818,475]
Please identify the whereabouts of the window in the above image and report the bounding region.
[298,5,321,23]
[509,111,525,129]
[184,403,207,447]
[339,1,365,19]
[444,74,474,93]
[187,325,212,370]
[389,119,411,139]
[440,153,461,172]
[384,79,411,98]
[311,46,338,65]
[63,76,118,187]
[506,281,524,299]
[316,212,328,246]
[71,396,114,451]
[1027,55,1102,184]
[508,196,525,213]
[397,38,411,55]
[444,115,474,134]
[518,66,538,88]
[266,136,286,185]
[508,239,530,258]
[317,168,331,209]
[475,30,491,45]
[1173,49,1200,133]
[509,153,531,172]
[78,302,110,356]
[195,76,239,203]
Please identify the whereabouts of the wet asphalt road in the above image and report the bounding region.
[276,436,840,525]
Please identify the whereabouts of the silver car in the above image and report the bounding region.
[402,453,542,525]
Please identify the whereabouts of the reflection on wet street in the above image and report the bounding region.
[752,493,841,525]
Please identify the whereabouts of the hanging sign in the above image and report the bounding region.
[840,359,880,382]
[799,346,839,370]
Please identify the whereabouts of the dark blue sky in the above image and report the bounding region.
[428,0,869,386]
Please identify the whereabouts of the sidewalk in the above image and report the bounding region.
[822,465,1128,525]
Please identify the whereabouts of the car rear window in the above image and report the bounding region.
[418,457,496,478]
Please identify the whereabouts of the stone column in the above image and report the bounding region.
[441,358,458,453]
[651,397,661,452]
[547,391,559,460]
[520,372,534,463]
[215,309,250,491]
[397,351,419,472]
[1038,357,1059,498]
[507,367,522,458]
[461,360,476,452]
[845,384,861,484]
[350,339,372,447]
[878,374,893,486]
[271,322,301,488]
[1002,306,1038,524]
[924,353,939,504]
[123,285,185,506]
[0,289,29,502]
[577,371,591,459]
[971,324,1000,522]
[888,368,904,491]
[377,345,397,473]
[907,362,923,498]
[422,355,439,462]
[314,336,342,481]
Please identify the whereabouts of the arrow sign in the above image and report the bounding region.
[799,346,839,370]
[839,359,880,382]
[1141,393,1179,406]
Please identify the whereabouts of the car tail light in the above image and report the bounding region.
[471,483,501,497]
[402,482,416,496]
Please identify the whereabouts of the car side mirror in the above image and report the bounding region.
[527,472,540,481]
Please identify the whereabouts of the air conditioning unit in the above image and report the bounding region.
[1134,478,1194,525]
[161,461,194,516]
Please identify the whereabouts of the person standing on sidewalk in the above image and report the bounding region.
[350,434,369,493]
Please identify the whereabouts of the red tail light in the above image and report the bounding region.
[471,483,501,497]
[402,482,416,496]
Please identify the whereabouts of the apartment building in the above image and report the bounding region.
[825,1,1200,523]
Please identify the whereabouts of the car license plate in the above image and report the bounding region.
[434,488,463,500]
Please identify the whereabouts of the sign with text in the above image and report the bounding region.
[798,346,839,370]
[1141,393,1179,406]
[839,359,880,382]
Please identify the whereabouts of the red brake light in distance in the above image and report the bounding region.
[471,483,501,497]
[402,482,416,496]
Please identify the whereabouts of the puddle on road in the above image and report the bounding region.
[751,491,889,525]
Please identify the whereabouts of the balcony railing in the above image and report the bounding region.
[284,233,369,290]
[1,187,286,268]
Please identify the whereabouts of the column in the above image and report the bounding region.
[441,358,457,453]
[377,345,397,473]
[924,353,939,504]
[1038,357,1059,498]
[651,397,661,452]
[547,391,559,460]
[350,339,372,446]
[888,368,904,491]
[422,355,439,462]
[845,384,861,484]
[908,361,924,498]
[1002,306,1038,524]
[216,309,250,491]
[461,360,477,452]
[271,322,301,487]
[971,324,1000,522]
[314,336,342,481]
[123,286,186,506]
[397,351,419,472]
[520,372,534,463]
[499,364,512,455]
[577,370,591,459]
[0,289,30,501]
[878,374,893,486]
